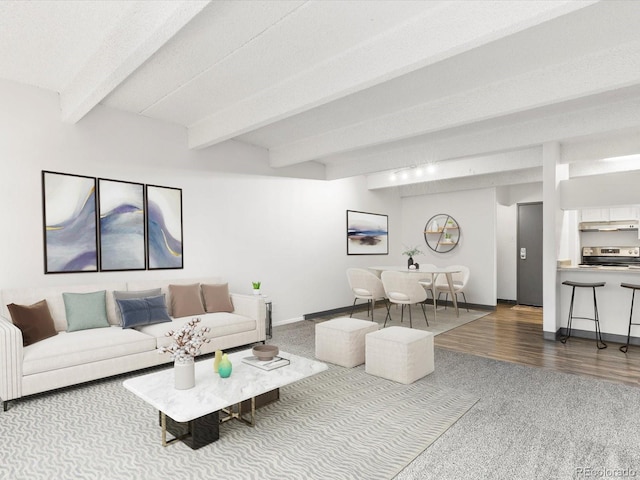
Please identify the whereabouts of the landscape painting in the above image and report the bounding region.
[146,184,183,269]
[42,171,98,273]
[98,179,146,271]
[346,210,388,255]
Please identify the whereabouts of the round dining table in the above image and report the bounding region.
[368,265,461,318]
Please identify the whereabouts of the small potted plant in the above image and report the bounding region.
[402,246,424,268]
[252,281,261,295]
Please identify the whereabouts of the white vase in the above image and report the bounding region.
[253,289,261,295]
[174,357,195,390]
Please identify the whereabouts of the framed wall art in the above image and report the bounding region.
[146,184,183,269]
[346,210,388,255]
[98,178,146,271]
[42,171,98,273]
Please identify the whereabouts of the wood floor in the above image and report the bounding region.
[435,303,640,388]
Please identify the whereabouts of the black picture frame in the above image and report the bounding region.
[346,210,389,255]
[98,178,147,271]
[146,184,183,270]
[42,171,98,274]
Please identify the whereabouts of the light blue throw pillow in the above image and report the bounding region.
[116,294,172,329]
[63,291,110,332]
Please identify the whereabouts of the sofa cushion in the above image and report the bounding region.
[136,312,256,349]
[7,299,58,346]
[63,291,110,332]
[169,283,205,318]
[22,326,157,376]
[117,294,172,329]
[113,288,162,325]
[201,283,234,313]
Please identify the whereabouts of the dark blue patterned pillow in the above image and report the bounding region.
[116,294,171,329]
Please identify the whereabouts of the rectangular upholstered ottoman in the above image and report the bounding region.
[365,326,434,384]
[315,317,380,367]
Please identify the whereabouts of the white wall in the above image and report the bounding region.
[495,183,543,301]
[0,81,402,323]
[401,188,497,307]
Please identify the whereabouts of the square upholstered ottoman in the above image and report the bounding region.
[315,317,380,367]
[365,326,434,384]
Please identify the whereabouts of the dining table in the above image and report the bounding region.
[368,265,462,318]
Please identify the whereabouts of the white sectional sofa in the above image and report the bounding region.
[0,277,266,410]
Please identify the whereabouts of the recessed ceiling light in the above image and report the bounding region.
[426,164,436,174]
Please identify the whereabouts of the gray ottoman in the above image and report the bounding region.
[315,317,380,367]
[365,326,434,384]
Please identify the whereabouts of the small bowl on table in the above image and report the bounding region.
[252,345,279,361]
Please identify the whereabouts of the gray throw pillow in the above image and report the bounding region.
[63,291,110,332]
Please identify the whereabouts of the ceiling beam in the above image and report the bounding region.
[271,38,640,167]
[60,0,210,124]
[188,0,594,150]
[325,90,640,180]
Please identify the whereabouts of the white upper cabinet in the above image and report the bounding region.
[580,207,639,222]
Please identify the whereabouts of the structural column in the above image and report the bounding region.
[542,142,568,339]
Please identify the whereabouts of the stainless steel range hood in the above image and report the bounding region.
[579,220,639,232]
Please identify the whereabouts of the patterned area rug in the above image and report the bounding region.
[328,304,490,336]
[1,322,478,480]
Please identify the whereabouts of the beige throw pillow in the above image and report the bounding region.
[169,283,205,318]
[201,283,234,313]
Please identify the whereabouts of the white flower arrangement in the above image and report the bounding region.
[160,318,211,362]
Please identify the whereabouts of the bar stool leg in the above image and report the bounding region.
[620,288,636,354]
[560,286,576,344]
[592,286,607,350]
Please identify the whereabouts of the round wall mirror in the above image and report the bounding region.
[424,214,460,253]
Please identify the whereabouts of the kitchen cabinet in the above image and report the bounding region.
[580,207,639,222]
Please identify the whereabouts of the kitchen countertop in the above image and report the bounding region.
[558,265,640,272]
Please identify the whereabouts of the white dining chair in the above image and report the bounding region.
[346,268,390,323]
[381,271,429,328]
[435,265,470,312]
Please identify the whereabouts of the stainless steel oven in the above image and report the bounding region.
[580,246,640,268]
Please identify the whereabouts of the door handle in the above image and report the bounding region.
[520,247,527,260]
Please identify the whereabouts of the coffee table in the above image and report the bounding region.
[123,348,327,449]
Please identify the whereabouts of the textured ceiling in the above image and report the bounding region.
[2,0,640,193]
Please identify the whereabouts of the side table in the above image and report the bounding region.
[260,295,273,339]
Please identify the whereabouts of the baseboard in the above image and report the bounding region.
[304,300,495,320]
[273,316,304,327]
[550,327,640,346]
[497,299,517,305]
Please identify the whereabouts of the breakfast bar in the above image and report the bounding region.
[558,266,640,345]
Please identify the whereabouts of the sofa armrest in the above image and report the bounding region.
[0,314,22,403]
[230,293,266,341]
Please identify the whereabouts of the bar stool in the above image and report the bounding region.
[561,280,607,349]
[619,283,640,353]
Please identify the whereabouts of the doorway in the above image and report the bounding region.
[517,202,543,306]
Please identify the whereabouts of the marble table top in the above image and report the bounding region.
[123,349,327,422]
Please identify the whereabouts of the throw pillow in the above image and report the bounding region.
[116,294,172,329]
[113,288,162,325]
[201,283,234,313]
[7,299,58,346]
[169,283,205,318]
[63,291,110,332]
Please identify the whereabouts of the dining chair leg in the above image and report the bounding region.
[400,304,405,324]
[371,299,377,322]
[408,303,413,328]
[461,292,469,312]
[350,298,357,318]
[383,300,391,325]
[420,303,429,326]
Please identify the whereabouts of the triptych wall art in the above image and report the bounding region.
[346,210,388,255]
[42,171,183,274]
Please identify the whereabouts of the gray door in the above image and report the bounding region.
[517,202,543,306]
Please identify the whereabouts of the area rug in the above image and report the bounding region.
[336,304,490,336]
[0,356,478,480]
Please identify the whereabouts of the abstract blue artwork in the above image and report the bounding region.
[146,185,183,269]
[98,179,146,271]
[42,171,98,273]
[347,210,388,255]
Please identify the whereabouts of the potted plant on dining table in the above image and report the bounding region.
[403,246,424,269]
